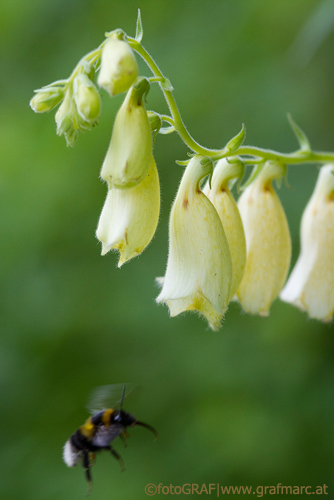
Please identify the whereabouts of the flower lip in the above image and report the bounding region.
[96,157,160,267]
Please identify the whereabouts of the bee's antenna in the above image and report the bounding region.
[120,385,126,411]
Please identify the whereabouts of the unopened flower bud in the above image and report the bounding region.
[280,164,334,321]
[100,79,152,189]
[73,73,101,125]
[96,157,160,266]
[55,91,78,147]
[236,161,291,316]
[204,159,246,300]
[97,38,138,96]
[156,156,232,330]
[30,87,64,113]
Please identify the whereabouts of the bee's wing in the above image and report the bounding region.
[86,383,135,414]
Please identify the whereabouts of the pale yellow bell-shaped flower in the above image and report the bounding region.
[280,164,334,321]
[96,157,160,267]
[236,161,291,316]
[100,79,152,189]
[204,159,246,300]
[97,38,138,96]
[156,155,232,330]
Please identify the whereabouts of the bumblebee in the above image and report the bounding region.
[63,385,157,491]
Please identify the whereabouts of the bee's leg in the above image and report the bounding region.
[120,431,130,448]
[83,451,93,495]
[107,446,125,472]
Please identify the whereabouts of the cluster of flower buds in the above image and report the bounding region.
[30,66,101,147]
[29,33,139,147]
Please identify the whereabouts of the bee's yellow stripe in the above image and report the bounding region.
[80,417,95,439]
[102,409,114,425]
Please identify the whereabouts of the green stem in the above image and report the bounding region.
[226,147,334,165]
[128,38,220,156]
[128,37,334,166]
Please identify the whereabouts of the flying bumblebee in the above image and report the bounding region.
[63,384,158,492]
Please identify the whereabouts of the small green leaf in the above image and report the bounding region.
[287,113,311,152]
[135,9,143,43]
[225,124,246,153]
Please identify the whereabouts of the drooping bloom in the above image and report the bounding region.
[204,159,246,300]
[156,156,232,330]
[97,38,138,96]
[100,79,152,189]
[280,164,334,321]
[96,157,160,267]
[236,161,291,316]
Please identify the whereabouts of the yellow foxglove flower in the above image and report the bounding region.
[96,157,160,267]
[97,38,138,96]
[156,156,232,330]
[280,164,334,321]
[204,159,246,300]
[236,161,291,316]
[100,79,152,189]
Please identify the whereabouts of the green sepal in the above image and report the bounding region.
[105,29,127,41]
[224,158,245,193]
[225,123,246,153]
[133,77,150,102]
[147,111,162,142]
[159,125,175,135]
[176,159,190,166]
[199,156,214,188]
[160,78,174,92]
[283,169,291,190]
[135,9,144,43]
[287,113,311,152]
[240,162,265,190]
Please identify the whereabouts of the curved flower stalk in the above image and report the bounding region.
[280,164,334,321]
[96,157,160,267]
[236,161,291,316]
[100,79,152,189]
[204,159,246,300]
[156,156,232,330]
[97,38,139,96]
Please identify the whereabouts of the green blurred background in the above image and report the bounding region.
[1,0,334,498]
